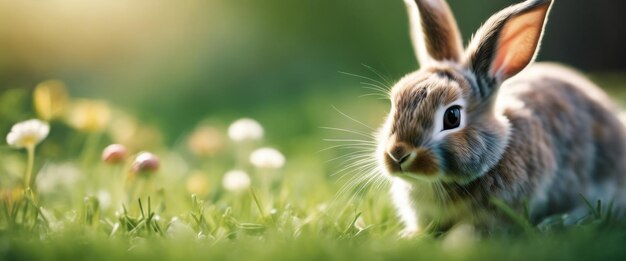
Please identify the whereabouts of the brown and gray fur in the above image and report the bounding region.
[377,0,626,237]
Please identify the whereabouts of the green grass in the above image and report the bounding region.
[2,195,626,261]
[1,75,626,261]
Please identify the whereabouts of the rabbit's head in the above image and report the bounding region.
[378,0,553,183]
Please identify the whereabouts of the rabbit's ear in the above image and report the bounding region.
[404,0,463,66]
[465,0,553,92]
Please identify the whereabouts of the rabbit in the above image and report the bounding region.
[376,0,626,237]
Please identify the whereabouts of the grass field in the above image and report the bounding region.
[1,73,626,261]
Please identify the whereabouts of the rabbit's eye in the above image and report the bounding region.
[443,106,461,130]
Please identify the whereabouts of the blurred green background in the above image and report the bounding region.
[0,0,624,151]
[0,2,626,259]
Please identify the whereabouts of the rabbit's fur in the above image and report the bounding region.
[377,0,626,236]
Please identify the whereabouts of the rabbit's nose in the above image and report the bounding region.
[387,142,412,165]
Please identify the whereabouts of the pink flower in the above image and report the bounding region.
[131,151,159,174]
[102,144,128,164]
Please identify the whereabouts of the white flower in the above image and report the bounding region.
[36,163,81,194]
[354,216,367,231]
[6,119,50,149]
[442,224,476,250]
[167,217,197,239]
[249,147,285,169]
[97,190,112,211]
[227,118,263,142]
[222,170,251,193]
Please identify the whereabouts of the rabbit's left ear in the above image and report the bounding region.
[404,0,464,66]
[465,0,553,90]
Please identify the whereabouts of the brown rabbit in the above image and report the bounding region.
[376,0,626,237]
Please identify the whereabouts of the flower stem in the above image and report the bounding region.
[81,132,102,171]
[24,145,35,189]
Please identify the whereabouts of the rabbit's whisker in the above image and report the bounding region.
[362,64,393,87]
[338,71,388,90]
[331,106,376,131]
[319,126,376,139]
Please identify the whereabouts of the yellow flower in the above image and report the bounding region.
[186,171,210,196]
[67,99,111,132]
[128,126,163,151]
[33,80,69,121]
[186,126,224,156]
[108,111,138,144]
[1,188,24,206]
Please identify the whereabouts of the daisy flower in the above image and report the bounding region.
[249,147,285,169]
[222,170,250,193]
[6,119,50,188]
[6,119,49,149]
[227,118,263,142]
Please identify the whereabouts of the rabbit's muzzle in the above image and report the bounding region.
[384,142,439,177]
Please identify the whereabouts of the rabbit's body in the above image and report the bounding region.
[379,0,626,236]
[494,63,626,221]
[389,63,626,232]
